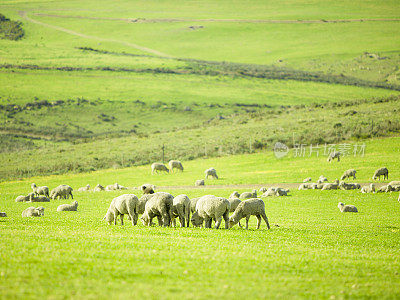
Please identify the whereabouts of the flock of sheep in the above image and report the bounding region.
[2,161,399,227]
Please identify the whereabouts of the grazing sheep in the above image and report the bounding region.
[168,160,184,172]
[0,212,7,217]
[93,184,105,192]
[31,183,50,197]
[361,183,375,193]
[372,167,389,180]
[229,191,240,199]
[204,168,218,179]
[141,192,174,227]
[29,195,50,202]
[50,185,73,200]
[339,181,360,190]
[22,206,45,217]
[317,176,328,184]
[327,151,341,162]
[15,193,35,202]
[191,195,230,229]
[137,194,155,214]
[228,197,242,227]
[321,180,340,190]
[229,198,270,230]
[57,201,78,212]
[340,169,357,180]
[151,162,169,174]
[103,194,139,225]
[303,177,312,183]
[190,197,200,213]
[78,184,90,191]
[338,202,358,213]
[141,183,156,194]
[239,189,257,200]
[195,179,205,186]
[172,194,191,227]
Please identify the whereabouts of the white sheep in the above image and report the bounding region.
[57,201,78,212]
[78,184,90,191]
[31,183,49,197]
[298,183,312,190]
[50,185,73,200]
[141,183,156,194]
[321,180,340,190]
[93,184,105,192]
[340,169,357,180]
[141,192,174,227]
[172,194,191,227]
[204,168,218,179]
[276,188,289,196]
[229,198,270,230]
[168,160,184,172]
[190,197,200,213]
[339,181,360,190]
[29,195,50,202]
[303,177,312,183]
[229,191,240,199]
[151,162,169,174]
[372,167,389,180]
[0,212,7,217]
[22,206,45,217]
[376,185,389,193]
[103,194,139,225]
[317,176,328,184]
[138,194,155,214]
[105,183,127,191]
[360,183,375,193]
[262,188,278,197]
[191,195,230,229]
[228,197,242,227]
[338,202,358,212]
[15,193,35,202]
[327,151,341,162]
[388,181,400,192]
[312,183,325,190]
[259,187,267,194]
[239,189,257,199]
[195,179,205,186]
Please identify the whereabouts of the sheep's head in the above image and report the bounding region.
[141,212,151,226]
[338,202,344,209]
[73,201,78,208]
[36,207,45,216]
[190,212,203,227]
[229,214,239,228]
[103,210,114,225]
[31,183,37,188]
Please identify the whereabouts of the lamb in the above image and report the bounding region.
[93,184,105,192]
[29,195,50,202]
[190,197,200,213]
[229,191,240,199]
[372,167,389,180]
[168,160,184,172]
[321,180,340,190]
[0,212,7,217]
[141,183,156,194]
[204,168,218,179]
[327,151,341,162]
[137,194,155,214]
[103,194,139,225]
[15,193,35,202]
[151,162,169,174]
[340,169,357,180]
[229,198,270,230]
[172,194,191,227]
[31,183,50,197]
[338,202,358,213]
[339,181,360,190]
[239,189,257,200]
[361,183,375,193]
[57,201,78,212]
[191,195,230,229]
[22,206,45,217]
[303,177,312,183]
[78,184,90,191]
[50,185,73,200]
[141,192,174,227]
[317,176,328,184]
[195,179,205,186]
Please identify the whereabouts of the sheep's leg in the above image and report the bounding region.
[156,215,163,226]
[70,192,73,199]
[245,216,250,229]
[113,211,118,225]
[261,212,270,229]
[223,210,230,229]
[120,214,124,226]
[204,217,211,228]
[186,209,190,228]
[180,216,185,228]
[215,216,222,229]
[256,215,261,229]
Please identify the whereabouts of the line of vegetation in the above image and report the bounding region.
[0,14,24,40]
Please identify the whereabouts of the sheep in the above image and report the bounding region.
[15,193,35,202]
[141,183,156,194]
[190,197,200,213]
[172,194,191,227]
[338,202,358,213]
[340,169,357,180]
[31,183,50,197]
[377,185,389,193]
[57,201,78,212]
[276,188,289,196]
[29,195,50,202]
[388,181,400,192]
[105,183,127,191]
[229,191,240,199]
[151,162,169,174]
[372,167,389,180]
[361,183,375,193]
[228,197,242,227]
[78,184,90,191]
[191,195,230,229]
[303,177,312,183]
[259,187,268,194]
[204,168,218,179]
[298,183,312,190]
[195,179,205,186]
[339,181,360,190]
[0,212,7,217]
[239,189,257,200]
[22,206,45,217]
[141,192,174,227]
[137,194,155,214]
[261,188,277,197]
[50,185,73,200]
[103,194,139,225]
[93,184,105,192]
[312,183,325,190]
[327,151,341,162]
[317,176,328,184]
[168,160,184,172]
[229,198,270,230]
[321,180,340,190]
